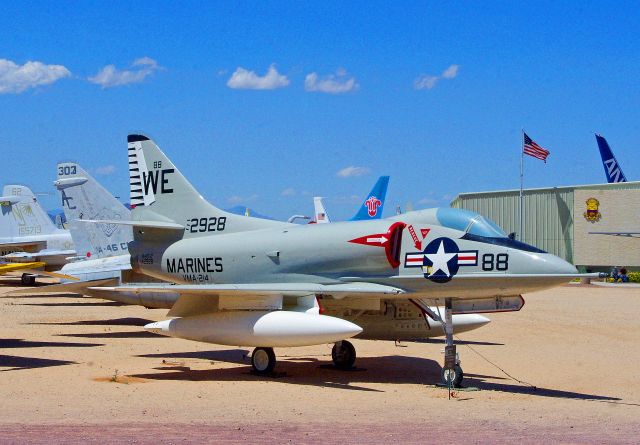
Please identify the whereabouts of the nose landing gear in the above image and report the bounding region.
[440,298,463,388]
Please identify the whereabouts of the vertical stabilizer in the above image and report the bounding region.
[127,134,289,237]
[596,134,627,183]
[54,163,132,259]
[0,185,60,240]
[313,197,331,223]
[349,176,389,221]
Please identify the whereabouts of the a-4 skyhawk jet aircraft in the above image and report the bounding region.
[1,185,76,284]
[88,135,580,387]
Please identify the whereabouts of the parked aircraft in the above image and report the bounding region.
[313,197,330,223]
[53,162,133,281]
[75,134,576,387]
[23,164,490,354]
[589,135,639,236]
[313,176,389,224]
[350,176,389,221]
[596,134,627,183]
[0,184,75,284]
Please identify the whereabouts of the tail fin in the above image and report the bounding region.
[0,185,60,240]
[54,162,133,259]
[313,197,331,223]
[349,176,389,221]
[596,134,627,183]
[127,134,289,237]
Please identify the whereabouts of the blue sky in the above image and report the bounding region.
[1,1,639,220]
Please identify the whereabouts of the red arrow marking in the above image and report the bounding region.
[349,233,388,247]
[408,225,421,250]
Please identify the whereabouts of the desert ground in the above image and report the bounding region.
[1,278,638,444]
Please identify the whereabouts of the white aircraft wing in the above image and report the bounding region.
[95,282,404,297]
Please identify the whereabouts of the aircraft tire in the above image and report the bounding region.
[441,365,464,388]
[332,340,356,369]
[251,347,276,374]
[21,273,36,286]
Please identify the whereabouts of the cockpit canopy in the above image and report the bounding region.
[436,208,507,237]
[435,207,546,253]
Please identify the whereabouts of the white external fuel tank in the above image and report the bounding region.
[145,310,363,347]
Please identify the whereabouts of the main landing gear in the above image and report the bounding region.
[251,347,276,374]
[332,340,356,369]
[251,341,358,375]
[21,273,36,286]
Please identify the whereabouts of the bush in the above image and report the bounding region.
[628,272,640,283]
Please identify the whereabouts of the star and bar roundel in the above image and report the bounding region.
[404,237,478,283]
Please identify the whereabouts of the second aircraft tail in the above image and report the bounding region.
[349,176,389,221]
[596,134,627,183]
[54,162,133,259]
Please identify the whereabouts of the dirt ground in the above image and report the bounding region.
[1,278,638,444]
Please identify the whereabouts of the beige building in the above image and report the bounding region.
[450,182,640,271]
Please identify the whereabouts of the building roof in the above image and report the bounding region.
[451,181,640,204]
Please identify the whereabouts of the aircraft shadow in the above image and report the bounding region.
[130,349,625,401]
[137,349,250,364]
[15,301,124,307]
[0,338,103,348]
[0,354,76,371]
[28,317,153,327]
[463,377,622,402]
[0,293,82,299]
[58,331,162,339]
[414,339,504,346]
[130,352,442,392]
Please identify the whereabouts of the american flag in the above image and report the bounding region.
[523,132,550,162]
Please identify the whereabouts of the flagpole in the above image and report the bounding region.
[519,129,524,242]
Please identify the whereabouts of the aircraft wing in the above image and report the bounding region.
[3,250,76,261]
[87,282,405,317]
[94,282,405,297]
[0,261,80,281]
[0,261,46,275]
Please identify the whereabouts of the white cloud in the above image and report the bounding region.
[414,64,460,90]
[227,194,259,205]
[95,165,116,175]
[441,64,459,79]
[89,57,160,88]
[0,59,70,94]
[226,64,289,90]
[305,69,358,94]
[417,197,438,205]
[281,187,296,197]
[413,75,439,90]
[337,166,370,178]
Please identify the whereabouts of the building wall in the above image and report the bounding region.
[573,189,640,268]
[451,188,574,261]
[451,182,640,268]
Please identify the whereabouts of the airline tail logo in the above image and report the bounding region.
[365,196,382,217]
[603,158,625,183]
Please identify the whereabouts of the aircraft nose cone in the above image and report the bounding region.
[542,254,578,274]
